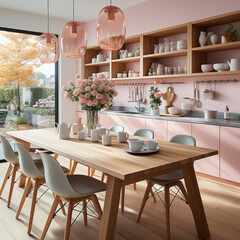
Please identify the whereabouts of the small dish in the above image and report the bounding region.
[123,145,160,155]
[213,63,229,72]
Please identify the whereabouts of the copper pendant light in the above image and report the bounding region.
[37,0,60,63]
[96,0,126,51]
[61,0,87,58]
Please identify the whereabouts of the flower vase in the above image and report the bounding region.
[150,105,159,116]
[85,110,99,137]
[199,31,207,47]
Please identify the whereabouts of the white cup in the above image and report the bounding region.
[102,134,112,146]
[91,129,101,142]
[147,141,158,150]
[97,127,106,136]
[77,130,85,140]
[118,132,129,143]
[128,139,144,152]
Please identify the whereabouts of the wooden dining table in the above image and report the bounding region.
[8,128,218,240]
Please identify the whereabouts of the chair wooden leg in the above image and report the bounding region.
[27,180,41,235]
[136,181,154,222]
[90,194,103,220]
[101,173,105,182]
[65,201,73,240]
[176,181,189,204]
[7,163,18,208]
[0,163,13,197]
[133,183,137,190]
[53,153,58,159]
[69,159,72,172]
[40,195,60,240]
[164,185,171,240]
[121,186,125,213]
[90,168,95,177]
[16,178,32,219]
[70,161,78,175]
[82,199,87,226]
[88,167,90,176]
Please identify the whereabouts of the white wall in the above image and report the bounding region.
[0,8,77,123]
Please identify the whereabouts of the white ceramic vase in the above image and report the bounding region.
[150,105,159,116]
[199,31,207,47]
[206,32,214,45]
[210,34,218,45]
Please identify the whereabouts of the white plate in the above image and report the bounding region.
[123,145,160,154]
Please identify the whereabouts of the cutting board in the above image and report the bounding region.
[160,114,184,117]
[163,87,175,113]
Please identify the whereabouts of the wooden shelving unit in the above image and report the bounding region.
[83,10,240,82]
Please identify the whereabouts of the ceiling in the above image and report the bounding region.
[0,0,146,22]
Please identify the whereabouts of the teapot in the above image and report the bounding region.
[227,59,240,71]
[57,122,72,139]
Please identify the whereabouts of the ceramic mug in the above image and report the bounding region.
[91,129,101,142]
[102,134,112,146]
[118,132,129,143]
[147,141,158,150]
[77,130,85,140]
[128,139,144,152]
[97,127,106,136]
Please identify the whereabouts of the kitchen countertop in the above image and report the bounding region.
[98,110,240,128]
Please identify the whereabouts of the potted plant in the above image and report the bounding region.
[149,86,163,115]
[224,24,239,42]
[5,115,31,130]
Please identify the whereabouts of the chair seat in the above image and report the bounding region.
[150,170,183,184]
[67,175,106,197]
[35,162,69,175]
[15,152,42,161]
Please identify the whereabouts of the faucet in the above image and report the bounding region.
[135,100,141,112]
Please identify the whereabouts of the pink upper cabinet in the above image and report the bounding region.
[220,126,240,183]
[167,121,191,141]
[125,116,145,135]
[192,124,219,177]
[145,119,168,141]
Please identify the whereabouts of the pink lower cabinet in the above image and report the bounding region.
[110,115,125,130]
[220,126,240,183]
[125,116,146,135]
[192,124,219,177]
[99,114,111,128]
[167,121,191,141]
[145,119,168,141]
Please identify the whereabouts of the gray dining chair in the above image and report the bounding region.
[136,134,196,240]
[39,152,106,240]
[15,143,68,235]
[121,129,155,213]
[109,125,124,132]
[0,135,41,208]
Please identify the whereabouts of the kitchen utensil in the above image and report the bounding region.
[57,122,72,139]
[193,82,197,107]
[195,82,201,108]
[201,64,213,72]
[204,110,217,119]
[118,132,129,143]
[203,82,214,99]
[168,107,180,115]
[227,59,240,71]
[102,134,112,146]
[163,87,175,113]
[123,145,160,154]
[127,139,144,152]
[147,141,158,150]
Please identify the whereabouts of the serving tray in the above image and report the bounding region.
[123,146,160,155]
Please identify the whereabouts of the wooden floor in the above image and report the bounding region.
[0,157,239,240]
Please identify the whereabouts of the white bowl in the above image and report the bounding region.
[213,63,229,72]
[168,107,180,115]
[117,73,123,78]
[204,110,217,119]
[201,64,213,72]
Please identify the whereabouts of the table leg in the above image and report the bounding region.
[98,176,122,240]
[182,162,210,239]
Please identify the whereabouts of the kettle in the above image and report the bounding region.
[227,59,240,71]
[57,122,72,139]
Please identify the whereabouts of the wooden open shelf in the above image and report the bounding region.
[83,10,240,82]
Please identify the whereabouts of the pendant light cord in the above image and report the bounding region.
[110,0,112,6]
[73,0,75,21]
[47,0,49,33]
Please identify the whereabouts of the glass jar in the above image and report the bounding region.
[181,97,190,115]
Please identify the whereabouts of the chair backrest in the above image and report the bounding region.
[16,144,44,179]
[109,125,124,132]
[0,135,18,164]
[169,135,196,146]
[133,129,154,139]
[40,153,80,198]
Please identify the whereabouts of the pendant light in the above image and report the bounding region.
[96,0,126,51]
[61,0,87,58]
[37,0,60,63]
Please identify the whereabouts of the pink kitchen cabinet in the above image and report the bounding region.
[167,121,191,141]
[110,115,126,130]
[145,119,168,141]
[125,116,146,135]
[220,126,240,183]
[99,114,111,128]
[192,124,219,177]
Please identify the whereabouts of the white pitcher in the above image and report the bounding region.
[57,122,72,139]
[227,59,240,71]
